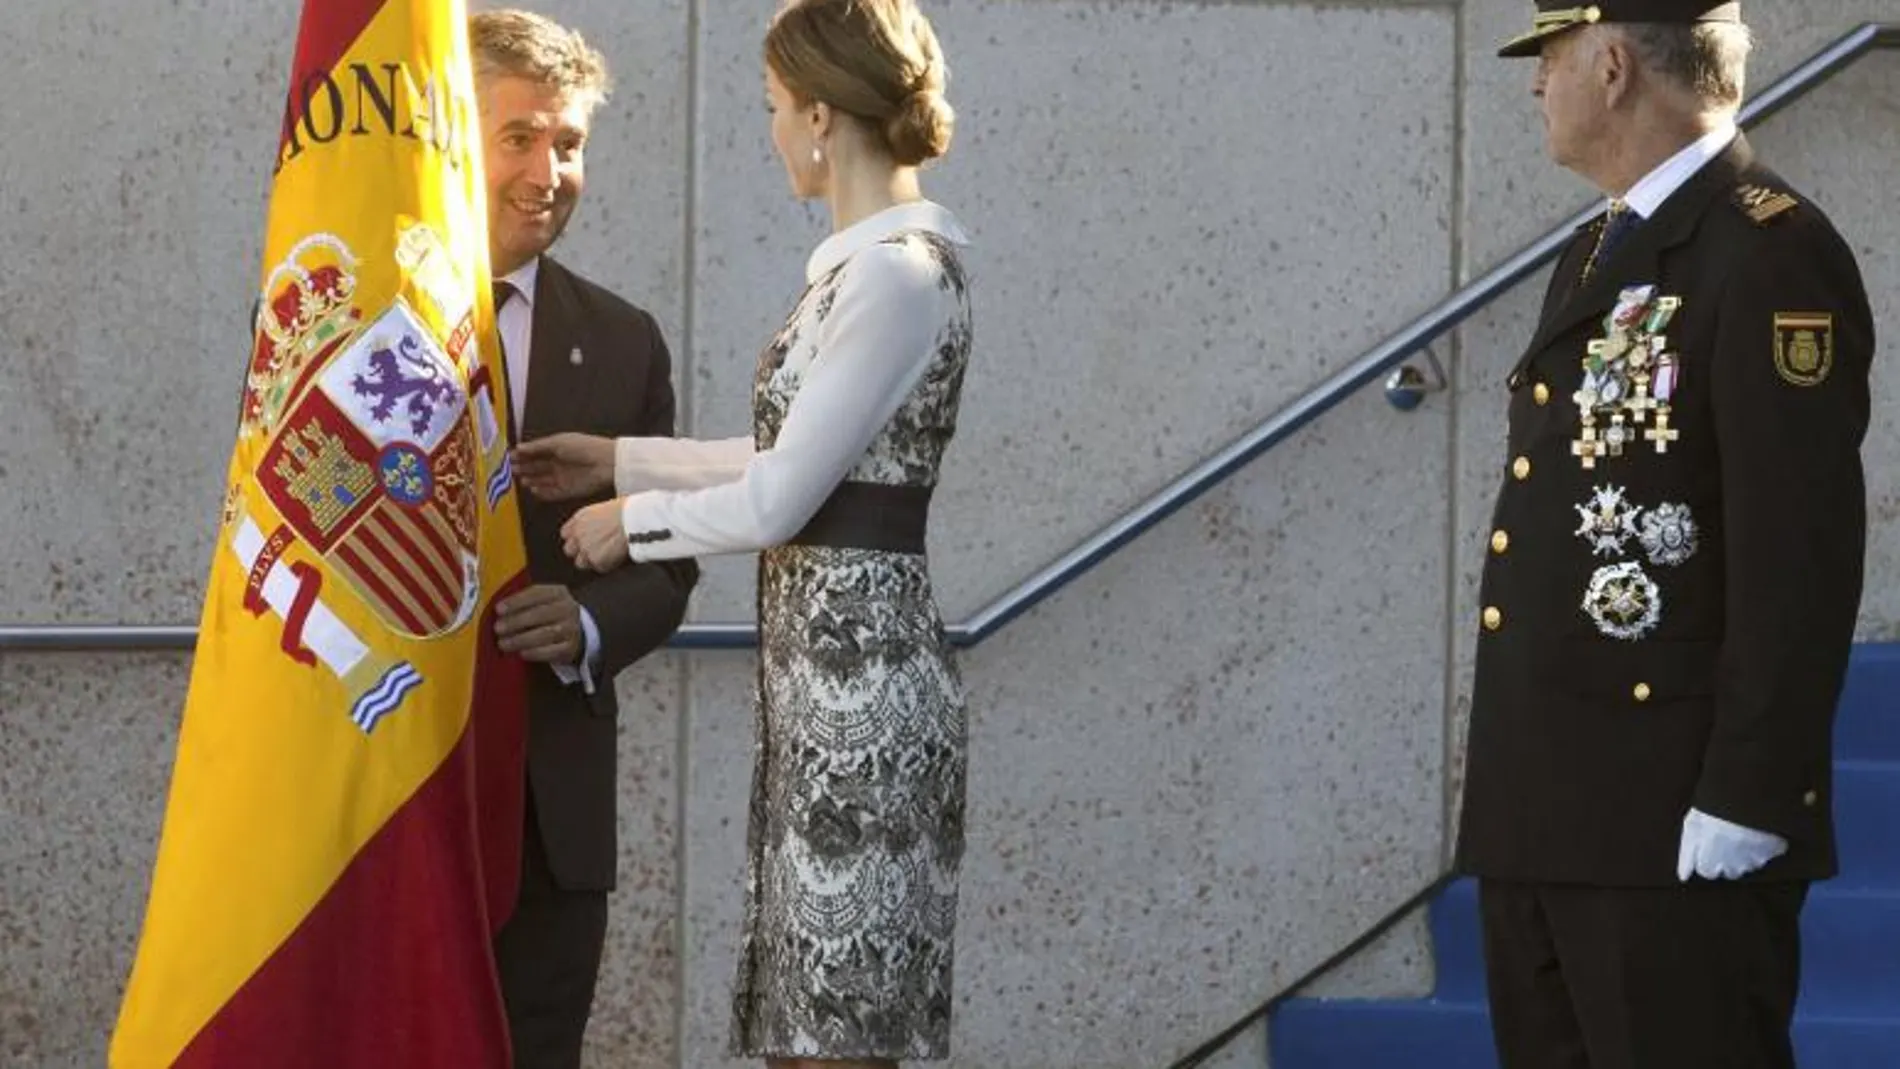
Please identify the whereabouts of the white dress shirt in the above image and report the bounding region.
[496,257,602,691]
[615,201,971,558]
[1617,121,1738,219]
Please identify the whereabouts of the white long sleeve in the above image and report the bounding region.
[613,435,754,494]
[618,239,949,560]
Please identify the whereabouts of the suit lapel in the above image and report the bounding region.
[1509,137,1754,381]
[519,257,601,443]
[1539,224,1597,332]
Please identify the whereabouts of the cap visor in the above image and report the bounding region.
[1497,22,1576,58]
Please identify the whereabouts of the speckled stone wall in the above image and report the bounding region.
[2,2,1893,1068]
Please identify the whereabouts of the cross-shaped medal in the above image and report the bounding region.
[1572,419,1604,469]
[1623,377,1659,425]
[1602,412,1630,458]
[1646,408,1680,453]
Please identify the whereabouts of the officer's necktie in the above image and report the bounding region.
[1580,200,1640,286]
[492,279,520,445]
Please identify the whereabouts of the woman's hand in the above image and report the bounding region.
[561,498,633,571]
[513,433,616,501]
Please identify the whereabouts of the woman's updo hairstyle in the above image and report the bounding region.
[765,0,954,166]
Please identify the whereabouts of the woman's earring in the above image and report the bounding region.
[811,144,824,165]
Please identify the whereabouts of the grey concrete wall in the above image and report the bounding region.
[0,3,1892,1069]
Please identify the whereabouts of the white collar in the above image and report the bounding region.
[498,257,540,306]
[806,200,971,282]
[1618,123,1737,219]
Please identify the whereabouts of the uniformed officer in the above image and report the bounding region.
[1455,3,1876,1067]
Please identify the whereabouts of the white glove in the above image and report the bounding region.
[1676,808,1789,881]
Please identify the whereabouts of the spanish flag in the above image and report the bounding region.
[111,0,527,1064]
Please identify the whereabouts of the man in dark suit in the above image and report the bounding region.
[1457,3,1875,1067]
[470,11,697,1068]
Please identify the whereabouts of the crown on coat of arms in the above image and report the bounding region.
[243,234,365,435]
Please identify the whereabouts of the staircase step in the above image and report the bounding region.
[1794,1017,1900,1069]
[1420,883,1900,1001]
[1838,643,1900,763]
[1835,761,1900,889]
[1277,886,1900,1060]
[1428,877,1487,1002]
[1271,1008,1900,1069]
[1801,888,1900,1014]
[1269,999,1494,1069]
[1271,645,1900,1069]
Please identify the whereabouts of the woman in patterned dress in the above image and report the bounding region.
[511,2,970,1065]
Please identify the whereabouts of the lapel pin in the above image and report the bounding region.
[569,346,584,366]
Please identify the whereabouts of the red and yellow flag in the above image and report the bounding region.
[112,0,527,1065]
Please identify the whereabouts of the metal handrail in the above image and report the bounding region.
[3,23,1893,655]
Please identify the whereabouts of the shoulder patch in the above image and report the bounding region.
[1773,312,1833,387]
[1734,183,1800,226]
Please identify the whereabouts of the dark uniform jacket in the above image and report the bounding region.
[1456,136,1875,886]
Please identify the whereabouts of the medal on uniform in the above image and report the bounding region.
[1572,388,1605,469]
[1610,285,1656,330]
[1575,485,1641,557]
[1573,288,1685,468]
[1582,561,1663,641]
[1639,502,1698,567]
[1653,351,1680,400]
[1643,296,1681,334]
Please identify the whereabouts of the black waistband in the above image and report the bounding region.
[787,482,932,553]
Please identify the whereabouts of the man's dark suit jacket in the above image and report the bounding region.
[516,256,696,891]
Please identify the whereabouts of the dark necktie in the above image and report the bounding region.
[492,280,519,445]
[1580,200,1640,286]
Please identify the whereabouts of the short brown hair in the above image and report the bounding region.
[764,0,954,166]
[469,8,612,113]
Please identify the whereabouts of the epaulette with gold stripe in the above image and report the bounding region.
[1734,183,1800,226]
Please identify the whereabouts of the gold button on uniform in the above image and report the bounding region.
[1512,456,1532,480]
[1491,530,1510,555]
[1533,383,1551,406]
[1483,607,1503,631]
[1633,682,1652,702]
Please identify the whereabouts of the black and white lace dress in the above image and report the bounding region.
[612,200,974,1061]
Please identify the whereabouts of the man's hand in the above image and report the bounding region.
[1677,807,1789,881]
[561,498,633,572]
[495,584,586,664]
[513,432,617,501]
